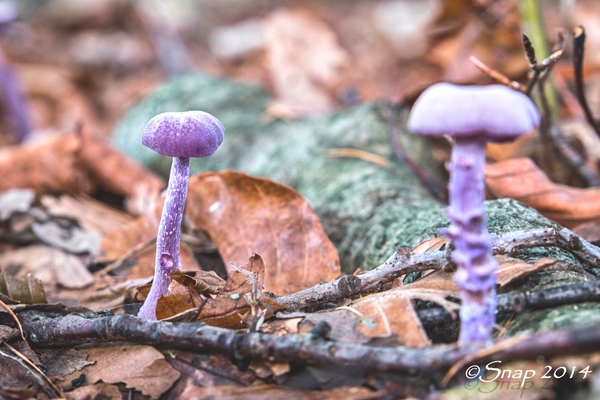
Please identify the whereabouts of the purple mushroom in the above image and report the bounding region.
[408,83,540,343]
[138,111,224,320]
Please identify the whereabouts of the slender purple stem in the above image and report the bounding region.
[138,156,189,319]
[444,136,497,343]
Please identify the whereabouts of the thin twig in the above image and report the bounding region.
[0,298,24,339]
[418,281,600,328]
[4,343,64,397]
[573,26,600,138]
[469,55,522,90]
[273,227,600,312]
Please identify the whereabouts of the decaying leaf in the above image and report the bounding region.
[171,269,226,296]
[0,189,35,221]
[407,255,559,293]
[98,215,201,279]
[79,277,150,311]
[186,171,340,295]
[62,344,180,399]
[0,128,163,209]
[297,309,370,344]
[136,276,204,321]
[411,237,448,254]
[485,157,600,228]
[65,383,122,400]
[40,194,133,236]
[37,348,94,378]
[263,8,348,115]
[31,221,101,255]
[495,256,557,287]
[0,271,47,304]
[0,245,94,290]
[197,254,282,329]
[351,291,431,347]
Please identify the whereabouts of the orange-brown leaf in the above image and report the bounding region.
[485,157,600,228]
[186,171,340,295]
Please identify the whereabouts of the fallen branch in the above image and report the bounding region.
[274,227,600,312]
[418,280,600,328]
[16,313,600,378]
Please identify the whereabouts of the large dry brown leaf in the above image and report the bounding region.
[186,171,340,295]
[485,157,600,228]
[62,344,180,399]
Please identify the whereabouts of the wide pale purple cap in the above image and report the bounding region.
[141,111,224,157]
[408,83,540,142]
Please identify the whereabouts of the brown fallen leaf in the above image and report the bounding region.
[0,271,46,304]
[263,8,348,115]
[62,344,180,399]
[0,128,164,212]
[98,215,201,279]
[154,279,204,320]
[186,171,340,295]
[0,245,94,290]
[495,256,557,287]
[40,194,133,236]
[351,292,430,348]
[407,255,559,294]
[197,254,283,329]
[65,383,122,400]
[485,157,600,228]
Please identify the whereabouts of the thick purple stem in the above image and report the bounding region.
[138,156,189,320]
[445,136,497,343]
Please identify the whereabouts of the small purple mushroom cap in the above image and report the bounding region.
[142,111,224,158]
[408,83,540,142]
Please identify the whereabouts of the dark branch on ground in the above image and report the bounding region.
[13,312,600,379]
[418,280,600,328]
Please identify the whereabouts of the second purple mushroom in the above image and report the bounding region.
[138,111,224,320]
[408,83,540,343]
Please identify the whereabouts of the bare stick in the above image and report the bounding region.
[573,26,600,138]
[469,56,522,90]
[273,227,600,312]
[418,280,600,328]
[17,313,600,377]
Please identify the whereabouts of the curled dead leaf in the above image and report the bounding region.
[485,157,600,228]
[197,254,283,329]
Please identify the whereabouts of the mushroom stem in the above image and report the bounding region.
[445,136,497,343]
[138,156,189,320]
